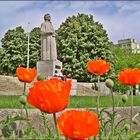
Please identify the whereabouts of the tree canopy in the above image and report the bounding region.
[28,27,41,68]
[111,45,140,93]
[0,26,40,75]
[56,13,114,82]
[0,27,27,75]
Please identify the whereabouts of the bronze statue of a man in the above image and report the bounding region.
[41,14,57,60]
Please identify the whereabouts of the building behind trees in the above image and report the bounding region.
[117,38,140,53]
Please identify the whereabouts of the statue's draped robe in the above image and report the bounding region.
[41,21,57,60]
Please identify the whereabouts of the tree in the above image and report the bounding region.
[56,13,114,82]
[29,27,41,68]
[0,48,5,74]
[111,45,140,93]
[111,45,140,72]
[0,26,27,75]
[0,26,41,75]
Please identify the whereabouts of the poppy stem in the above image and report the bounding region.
[110,88,115,138]
[23,82,26,94]
[23,82,29,120]
[24,105,29,119]
[96,76,102,140]
[130,87,134,136]
[41,111,53,139]
[123,103,125,119]
[41,111,49,139]
[97,75,100,116]
[53,113,59,138]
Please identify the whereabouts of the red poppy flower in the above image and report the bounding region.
[87,59,110,75]
[57,110,99,140]
[16,67,37,83]
[27,78,72,113]
[118,68,140,86]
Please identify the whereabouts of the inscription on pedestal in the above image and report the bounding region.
[37,60,62,79]
[55,65,61,69]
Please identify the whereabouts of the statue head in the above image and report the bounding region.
[44,14,51,21]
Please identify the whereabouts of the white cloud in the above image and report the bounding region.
[95,8,140,44]
[68,1,109,10]
[0,1,140,47]
[0,1,33,16]
[44,1,70,11]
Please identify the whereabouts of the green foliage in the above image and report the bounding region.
[111,45,140,71]
[1,95,140,139]
[56,13,114,82]
[129,131,140,140]
[111,45,140,93]
[0,26,41,75]
[1,95,140,109]
[29,27,41,68]
[0,115,26,139]
[0,48,5,74]
[0,27,27,75]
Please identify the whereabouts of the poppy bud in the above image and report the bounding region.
[124,124,130,132]
[37,74,45,81]
[19,95,27,105]
[122,94,128,104]
[105,79,114,88]
[132,118,138,125]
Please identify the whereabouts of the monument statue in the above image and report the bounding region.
[41,14,57,60]
[37,14,62,79]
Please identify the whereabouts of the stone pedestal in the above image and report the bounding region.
[37,60,62,79]
[70,79,77,96]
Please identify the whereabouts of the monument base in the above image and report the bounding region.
[37,60,62,79]
[70,79,77,96]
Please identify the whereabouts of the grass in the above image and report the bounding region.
[0,95,140,109]
[69,95,140,108]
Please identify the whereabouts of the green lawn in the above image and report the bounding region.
[0,95,140,109]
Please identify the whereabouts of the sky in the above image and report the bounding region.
[0,1,140,46]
